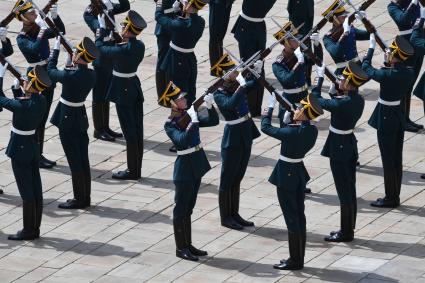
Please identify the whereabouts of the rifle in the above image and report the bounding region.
[90,0,123,43]
[330,0,376,41]
[27,0,74,55]
[0,53,25,112]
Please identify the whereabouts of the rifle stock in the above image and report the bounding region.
[0,53,24,112]
[361,18,388,51]
[90,0,123,43]
[0,12,16,28]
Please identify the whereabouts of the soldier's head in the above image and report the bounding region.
[385,35,414,65]
[13,0,37,23]
[294,93,323,122]
[24,65,51,94]
[120,10,147,40]
[274,22,300,53]
[338,61,368,91]
[158,82,187,110]
[284,38,300,54]
[222,69,241,92]
[322,0,348,26]
[72,37,99,65]
[182,0,209,13]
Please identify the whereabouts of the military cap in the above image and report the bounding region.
[75,37,99,63]
[122,10,147,35]
[158,81,187,108]
[27,65,52,92]
[210,53,236,78]
[186,0,209,10]
[322,0,348,22]
[299,93,323,120]
[273,21,301,44]
[341,61,368,88]
[388,35,414,61]
[13,0,34,21]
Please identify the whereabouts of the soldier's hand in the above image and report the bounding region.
[102,0,114,11]
[12,78,20,89]
[310,32,320,47]
[172,0,181,12]
[97,14,106,29]
[329,83,337,95]
[0,27,7,42]
[354,11,366,21]
[421,5,425,18]
[203,93,214,109]
[53,36,61,51]
[267,94,276,109]
[35,15,48,30]
[236,73,247,87]
[283,111,292,124]
[294,47,304,64]
[50,4,58,19]
[0,63,8,78]
[412,0,418,5]
[369,33,376,49]
[343,17,350,34]
[252,60,264,74]
[261,108,270,117]
[187,106,199,123]
[315,64,325,78]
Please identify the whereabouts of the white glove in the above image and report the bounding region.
[369,33,376,49]
[49,4,58,19]
[283,111,292,124]
[355,11,366,21]
[236,73,247,87]
[412,0,418,5]
[0,63,8,78]
[316,64,325,78]
[294,47,304,64]
[65,54,72,66]
[268,94,276,108]
[203,93,214,109]
[329,83,337,95]
[172,0,181,11]
[310,32,320,47]
[97,14,106,29]
[343,17,350,34]
[253,60,264,74]
[12,78,20,89]
[421,6,425,18]
[102,0,114,11]
[0,27,7,42]
[53,36,61,50]
[187,105,199,123]
[35,15,48,30]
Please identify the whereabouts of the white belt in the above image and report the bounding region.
[112,70,137,78]
[60,97,84,107]
[329,125,353,135]
[239,11,264,23]
[170,42,194,53]
[11,126,35,136]
[378,98,400,106]
[224,114,251,125]
[335,56,360,69]
[283,84,308,94]
[399,29,413,35]
[28,59,48,67]
[177,143,203,156]
[279,155,303,163]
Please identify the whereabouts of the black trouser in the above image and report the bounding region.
[173,179,201,221]
[156,34,171,99]
[277,182,305,234]
[11,156,42,202]
[209,1,233,67]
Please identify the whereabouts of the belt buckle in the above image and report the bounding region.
[195,145,201,151]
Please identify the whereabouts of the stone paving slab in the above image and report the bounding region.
[0,0,425,282]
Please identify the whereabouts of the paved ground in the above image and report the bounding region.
[0,0,425,282]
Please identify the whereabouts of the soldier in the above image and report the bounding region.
[231,0,277,116]
[84,0,130,142]
[261,93,322,270]
[0,27,13,57]
[209,0,234,77]
[161,82,219,261]
[47,37,98,209]
[155,0,208,106]
[0,64,49,240]
[388,0,423,132]
[314,62,367,242]
[362,35,415,208]
[14,0,65,169]
[213,68,262,230]
[96,10,146,180]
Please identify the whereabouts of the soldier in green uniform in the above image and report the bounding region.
[96,10,146,180]
[155,0,208,105]
[362,35,415,208]
[161,82,219,261]
[261,92,322,270]
[213,68,262,230]
[388,0,423,132]
[84,0,130,141]
[231,0,277,116]
[209,0,234,76]
[0,27,13,57]
[47,37,99,209]
[14,0,65,169]
[0,64,49,240]
[314,62,367,242]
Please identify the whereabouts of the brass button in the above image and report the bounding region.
[124,89,128,92]
[288,173,291,176]
[20,146,24,149]
[65,116,68,118]
[340,145,343,148]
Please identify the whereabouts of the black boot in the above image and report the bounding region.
[274,232,304,270]
[39,155,55,169]
[174,219,198,261]
[405,121,420,132]
[219,190,243,230]
[58,172,89,209]
[304,188,312,194]
[83,172,92,208]
[156,70,168,100]
[8,201,38,241]
[371,169,400,208]
[325,205,354,242]
[406,118,423,129]
[34,199,43,238]
[93,102,115,142]
[184,216,208,256]
[421,174,425,179]
[169,145,177,153]
[231,186,254,227]
[103,102,123,138]
[0,189,3,194]
[112,143,140,180]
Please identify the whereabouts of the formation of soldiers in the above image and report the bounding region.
[0,0,424,271]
